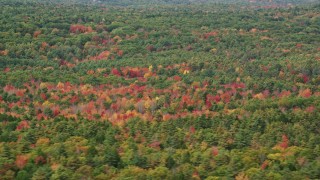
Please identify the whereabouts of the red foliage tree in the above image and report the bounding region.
[212,146,219,156]
[203,31,219,39]
[15,89,25,97]
[279,134,289,149]
[189,126,196,134]
[298,74,309,83]
[111,103,119,111]
[261,160,269,170]
[305,106,315,113]
[296,43,303,48]
[111,68,121,76]
[70,95,79,104]
[16,120,30,131]
[35,156,46,165]
[205,100,212,109]
[33,30,41,38]
[15,155,29,169]
[70,24,93,34]
[173,75,182,81]
[299,89,312,98]
[117,50,124,57]
[40,93,47,100]
[52,106,60,117]
[37,113,44,121]
[149,141,161,149]
[129,70,142,78]
[4,67,10,73]
[146,45,155,52]
[95,50,110,60]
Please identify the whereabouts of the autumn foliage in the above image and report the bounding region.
[0,1,319,179]
[70,24,94,33]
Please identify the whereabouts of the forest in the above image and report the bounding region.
[0,0,319,179]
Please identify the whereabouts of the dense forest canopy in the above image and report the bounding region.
[0,0,319,179]
[1,0,319,6]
